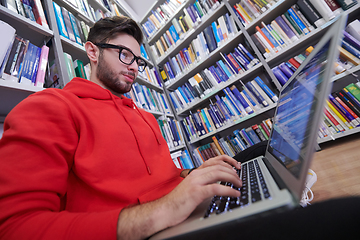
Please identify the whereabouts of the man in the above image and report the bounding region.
[0,16,242,240]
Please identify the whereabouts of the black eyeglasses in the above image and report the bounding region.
[94,43,147,72]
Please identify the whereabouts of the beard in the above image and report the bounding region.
[96,53,134,94]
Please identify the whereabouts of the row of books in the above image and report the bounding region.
[160,40,257,90]
[0,22,49,88]
[53,2,91,47]
[138,66,163,88]
[272,19,360,86]
[62,0,111,23]
[124,82,172,115]
[233,0,279,27]
[141,0,186,38]
[1,0,49,29]
[319,82,360,139]
[249,1,322,59]
[63,52,90,81]
[171,149,195,169]
[166,48,265,113]
[158,116,187,150]
[150,10,239,63]
[191,118,273,166]
[177,77,277,142]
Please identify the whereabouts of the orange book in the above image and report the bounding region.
[255,25,276,51]
[211,136,225,155]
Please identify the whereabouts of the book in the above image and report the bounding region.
[63,52,76,80]
[272,66,289,86]
[308,0,335,21]
[29,0,49,28]
[73,59,86,79]
[203,25,217,53]
[336,0,357,10]
[53,2,69,39]
[345,83,360,102]
[0,21,16,72]
[339,47,360,66]
[68,12,82,45]
[274,16,298,42]
[346,19,360,42]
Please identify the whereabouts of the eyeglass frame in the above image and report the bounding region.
[94,43,147,72]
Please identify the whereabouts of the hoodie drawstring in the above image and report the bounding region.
[109,93,161,175]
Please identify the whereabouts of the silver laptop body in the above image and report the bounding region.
[150,13,347,240]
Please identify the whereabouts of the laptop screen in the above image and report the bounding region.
[268,40,330,179]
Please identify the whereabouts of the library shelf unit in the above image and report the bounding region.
[141,0,360,165]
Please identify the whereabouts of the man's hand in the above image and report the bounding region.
[117,155,242,240]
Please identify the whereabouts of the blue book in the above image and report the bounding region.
[185,117,196,138]
[242,89,260,110]
[261,27,280,49]
[179,120,191,142]
[228,52,245,72]
[68,12,82,45]
[245,127,261,144]
[169,92,180,111]
[182,149,195,169]
[238,43,257,65]
[232,5,246,26]
[278,62,294,78]
[342,40,360,59]
[222,96,237,117]
[140,44,149,60]
[245,81,269,107]
[285,61,297,72]
[192,111,206,136]
[215,95,232,121]
[287,8,309,35]
[225,87,247,115]
[233,129,248,150]
[272,66,289,86]
[19,42,36,85]
[186,6,197,24]
[211,22,221,46]
[53,2,69,39]
[181,85,195,102]
[190,4,201,20]
[275,16,297,41]
[240,128,254,146]
[230,85,254,114]
[207,107,221,129]
[223,88,241,116]
[203,25,217,53]
[200,109,213,132]
[254,76,279,102]
[168,118,179,145]
[169,25,180,43]
[217,60,233,77]
[233,48,249,70]
[30,45,42,84]
[267,24,286,47]
[182,48,192,65]
[210,103,225,125]
[208,66,222,84]
[215,63,229,81]
[165,62,175,79]
[177,86,190,104]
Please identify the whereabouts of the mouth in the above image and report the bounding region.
[122,72,135,83]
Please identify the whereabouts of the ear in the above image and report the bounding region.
[85,41,99,64]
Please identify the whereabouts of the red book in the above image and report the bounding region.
[288,58,300,69]
[227,53,243,72]
[324,108,344,132]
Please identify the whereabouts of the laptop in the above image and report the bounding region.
[150,13,348,240]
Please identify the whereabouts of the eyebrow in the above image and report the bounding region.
[107,43,142,58]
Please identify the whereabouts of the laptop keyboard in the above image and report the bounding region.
[204,159,271,218]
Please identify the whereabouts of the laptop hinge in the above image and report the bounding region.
[262,157,287,190]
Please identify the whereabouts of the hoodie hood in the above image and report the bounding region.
[63,78,162,175]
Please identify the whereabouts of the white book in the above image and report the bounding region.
[204,68,219,88]
[309,0,335,22]
[255,31,275,54]
[346,19,360,42]
[0,21,16,68]
[270,21,293,45]
[217,15,229,41]
[251,80,273,105]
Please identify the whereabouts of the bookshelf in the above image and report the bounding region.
[0,0,186,156]
[141,0,360,166]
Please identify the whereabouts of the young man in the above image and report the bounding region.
[0,16,242,240]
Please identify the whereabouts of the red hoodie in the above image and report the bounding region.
[0,78,183,239]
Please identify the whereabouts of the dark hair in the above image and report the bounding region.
[87,16,143,45]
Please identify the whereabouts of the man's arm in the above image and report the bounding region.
[117,155,242,240]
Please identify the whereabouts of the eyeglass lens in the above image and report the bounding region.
[119,48,146,72]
